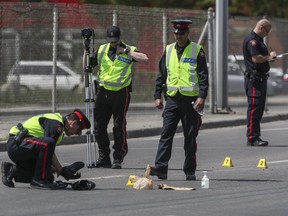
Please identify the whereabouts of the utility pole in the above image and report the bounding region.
[215,0,229,112]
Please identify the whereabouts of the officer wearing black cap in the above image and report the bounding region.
[83,26,148,169]
[150,19,209,181]
[1,109,90,189]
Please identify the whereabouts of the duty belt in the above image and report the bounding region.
[245,69,269,82]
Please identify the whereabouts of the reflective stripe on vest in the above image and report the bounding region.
[97,43,135,91]
[98,43,109,74]
[165,42,201,97]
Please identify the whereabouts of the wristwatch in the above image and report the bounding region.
[124,47,131,55]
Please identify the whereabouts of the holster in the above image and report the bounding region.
[245,69,263,82]
[13,123,28,145]
[94,80,99,94]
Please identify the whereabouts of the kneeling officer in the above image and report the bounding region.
[1,109,90,189]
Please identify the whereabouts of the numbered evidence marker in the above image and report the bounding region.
[222,157,234,167]
[257,158,268,169]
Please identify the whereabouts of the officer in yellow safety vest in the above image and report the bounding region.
[1,109,90,189]
[83,26,148,169]
[150,20,209,181]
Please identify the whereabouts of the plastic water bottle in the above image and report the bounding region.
[201,171,209,189]
[192,101,204,116]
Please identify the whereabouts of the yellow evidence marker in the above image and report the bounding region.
[257,158,268,169]
[222,157,234,167]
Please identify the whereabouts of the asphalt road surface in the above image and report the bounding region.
[1,120,288,216]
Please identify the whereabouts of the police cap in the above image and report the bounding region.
[106,26,121,42]
[73,109,91,130]
[171,19,192,34]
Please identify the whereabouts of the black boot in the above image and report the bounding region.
[247,138,269,147]
[149,166,167,180]
[30,179,68,190]
[1,162,17,188]
[95,158,111,168]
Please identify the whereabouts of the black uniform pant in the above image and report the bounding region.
[6,136,56,183]
[245,77,267,142]
[155,94,202,175]
[94,87,130,163]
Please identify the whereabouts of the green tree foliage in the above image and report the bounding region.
[13,0,288,18]
[84,0,288,18]
[229,0,288,18]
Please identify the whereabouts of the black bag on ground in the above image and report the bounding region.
[71,180,96,190]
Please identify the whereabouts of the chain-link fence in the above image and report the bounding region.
[0,2,287,113]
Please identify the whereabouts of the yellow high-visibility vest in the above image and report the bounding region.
[166,42,202,97]
[9,113,64,145]
[97,43,136,91]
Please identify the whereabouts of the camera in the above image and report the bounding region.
[81,28,94,39]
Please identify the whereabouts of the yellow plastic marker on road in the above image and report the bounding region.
[257,158,268,169]
[222,157,234,167]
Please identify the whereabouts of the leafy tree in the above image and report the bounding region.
[11,0,288,18]
[84,0,288,18]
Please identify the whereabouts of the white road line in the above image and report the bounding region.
[268,160,288,164]
[131,134,183,141]
[262,127,288,132]
[86,175,127,180]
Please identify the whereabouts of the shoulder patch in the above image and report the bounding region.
[249,40,257,46]
[56,124,63,135]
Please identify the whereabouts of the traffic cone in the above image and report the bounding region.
[222,157,234,167]
[257,158,268,169]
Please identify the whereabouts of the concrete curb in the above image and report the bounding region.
[1,112,288,152]
[0,103,156,117]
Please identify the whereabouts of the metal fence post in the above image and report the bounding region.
[52,7,58,112]
[215,0,228,112]
[198,20,208,45]
[263,15,269,113]
[113,9,118,26]
[162,12,167,52]
[208,7,216,113]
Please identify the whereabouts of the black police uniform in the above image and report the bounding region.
[2,109,90,189]
[90,42,133,167]
[243,31,270,146]
[6,117,64,183]
[153,20,209,179]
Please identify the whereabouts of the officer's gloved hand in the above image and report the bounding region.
[59,161,85,181]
